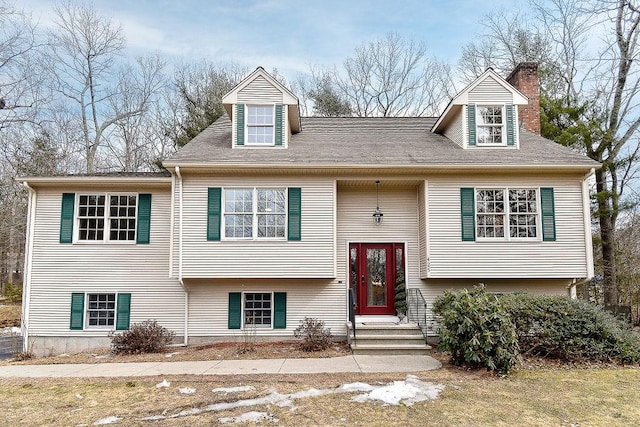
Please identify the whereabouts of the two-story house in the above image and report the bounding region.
[18,63,598,356]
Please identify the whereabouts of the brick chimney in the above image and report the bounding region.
[506,62,540,135]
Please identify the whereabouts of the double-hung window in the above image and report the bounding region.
[247,105,275,145]
[70,292,131,331]
[77,194,137,242]
[476,188,538,239]
[224,188,286,239]
[476,105,504,145]
[244,292,272,328]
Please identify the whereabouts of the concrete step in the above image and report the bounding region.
[351,335,426,346]
[347,322,431,355]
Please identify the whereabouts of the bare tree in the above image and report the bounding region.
[308,33,454,117]
[46,1,163,173]
[0,0,48,130]
[106,54,167,171]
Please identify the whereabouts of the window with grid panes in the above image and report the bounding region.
[247,105,274,145]
[86,293,115,327]
[244,293,272,327]
[477,106,504,145]
[476,188,538,239]
[223,188,286,239]
[77,194,137,242]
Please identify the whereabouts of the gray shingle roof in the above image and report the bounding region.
[166,116,599,168]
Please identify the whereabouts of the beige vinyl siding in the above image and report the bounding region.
[443,110,464,148]
[237,76,284,103]
[27,188,184,338]
[468,75,513,103]
[185,279,346,338]
[180,176,335,278]
[418,181,428,277]
[426,176,589,278]
[336,186,420,293]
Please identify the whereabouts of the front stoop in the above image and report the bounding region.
[348,322,431,355]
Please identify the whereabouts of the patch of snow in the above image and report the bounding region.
[219,411,278,424]
[93,354,111,359]
[351,376,445,406]
[1,327,21,335]
[211,385,255,394]
[93,416,121,425]
[179,387,196,395]
[155,379,170,388]
[339,382,375,392]
[164,352,180,358]
[139,376,445,423]
[76,393,83,399]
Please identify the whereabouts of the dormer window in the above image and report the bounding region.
[466,103,516,148]
[477,106,504,145]
[247,105,275,145]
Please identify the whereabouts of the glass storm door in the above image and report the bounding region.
[349,243,403,315]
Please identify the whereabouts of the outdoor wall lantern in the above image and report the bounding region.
[372,180,384,225]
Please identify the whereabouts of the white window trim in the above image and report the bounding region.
[476,105,507,147]
[245,104,276,146]
[222,187,287,241]
[84,292,117,330]
[242,291,274,330]
[74,193,139,244]
[475,187,541,242]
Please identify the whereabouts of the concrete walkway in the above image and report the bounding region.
[0,355,441,378]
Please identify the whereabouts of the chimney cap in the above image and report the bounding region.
[506,62,539,81]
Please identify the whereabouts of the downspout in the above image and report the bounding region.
[175,166,188,346]
[21,182,36,353]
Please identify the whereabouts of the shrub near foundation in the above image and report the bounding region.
[294,317,333,352]
[500,293,640,364]
[433,285,520,375]
[109,320,175,354]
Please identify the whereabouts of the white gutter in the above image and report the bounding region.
[175,166,188,346]
[21,182,36,353]
[582,168,596,280]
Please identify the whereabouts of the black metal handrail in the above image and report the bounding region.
[407,288,429,341]
[348,288,356,342]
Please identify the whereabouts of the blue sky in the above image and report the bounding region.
[25,0,530,80]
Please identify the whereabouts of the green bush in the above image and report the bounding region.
[433,285,520,375]
[2,283,22,303]
[394,271,407,314]
[293,317,333,352]
[500,293,640,364]
[109,320,175,354]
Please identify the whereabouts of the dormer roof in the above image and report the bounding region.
[431,68,529,134]
[222,67,301,133]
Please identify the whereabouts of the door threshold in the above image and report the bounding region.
[355,315,400,323]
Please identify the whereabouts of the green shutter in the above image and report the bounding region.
[541,187,556,241]
[460,188,476,241]
[116,293,131,330]
[506,104,515,146]
[207,187,222,241]
[288,187,301,241]
[274,292,287,329]
[236,104,245,146]
[275,104,284,146]
[467,104,476,146]
[60,193,75,244]
[70,293,84,330]
[136,194,151,244]
[228,292,242,329]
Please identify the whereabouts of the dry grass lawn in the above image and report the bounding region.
[1,367,639,426]
[0,303,21,328]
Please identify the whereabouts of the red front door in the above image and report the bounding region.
[349,243,404,315]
